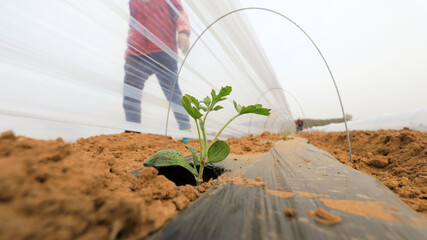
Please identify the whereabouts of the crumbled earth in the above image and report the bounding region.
[320,198,401,222]
[1,128,426,239]
[0,130,282,239]
[307,208,342,225]
[74,131,283,173]
[285,208,296,217]
[298,128,427,217]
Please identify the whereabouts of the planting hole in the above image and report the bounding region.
[130,156,226,186]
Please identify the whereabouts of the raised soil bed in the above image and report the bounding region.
[0,128,425,239]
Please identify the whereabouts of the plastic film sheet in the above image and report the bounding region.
[146,138,427,240]
[312,107,427,132]
[0,0,296,141]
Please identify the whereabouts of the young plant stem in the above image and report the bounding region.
[201,120,208,159]
[202,109,211,124]
[193,174,199,184]
[195,119,203,157]
[197,163,204,185]
[212,114,240,143]
[197,119,209,185]
[194,118,203,185]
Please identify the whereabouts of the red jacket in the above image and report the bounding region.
[125,0,190,57]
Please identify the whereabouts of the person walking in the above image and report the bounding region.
[296,117,304,132]
[123,0,192,142]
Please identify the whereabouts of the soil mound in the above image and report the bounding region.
[1,128,425,239]
[0,130,282,239]
[298,128,427,217]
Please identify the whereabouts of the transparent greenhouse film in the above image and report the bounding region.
[0,0,294,142]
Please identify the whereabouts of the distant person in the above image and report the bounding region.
[123,0,192,142]
[296,117,304,132]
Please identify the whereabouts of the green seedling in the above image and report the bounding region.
[144,86,271,185]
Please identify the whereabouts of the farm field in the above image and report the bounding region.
[0,128,425,239]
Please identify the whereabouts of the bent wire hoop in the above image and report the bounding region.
[164,7,353,163]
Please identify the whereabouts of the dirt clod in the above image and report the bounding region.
[172,195,191,210]
[179,184,201,201]
[285,208,296,217]
[367,157,389,168]
[307,208,342,225]
[1,130,16,140]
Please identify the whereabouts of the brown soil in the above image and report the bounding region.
[320,198,401,222]
[285,208,296,217]
[298,128,427,217]
[266,189,296,198]
[307,208,342,225]
[1,128,426,239]
[295,191,330,198]
[217,173,267,187]
[0,130,282,240]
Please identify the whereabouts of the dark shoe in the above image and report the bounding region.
[124,130,140,133]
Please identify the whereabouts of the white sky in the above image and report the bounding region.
[241,0,427,120]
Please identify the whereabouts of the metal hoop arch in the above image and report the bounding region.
[164,7,353,163]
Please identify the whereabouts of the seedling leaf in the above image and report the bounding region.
[207,140,230,163]
[239,104,271,116]
[233,100,241,113]
[181,95,202,119]
[203,96,211,107]
[210,86,232,107]
[144,149,198,176]
[212,106,223,111]
[187,95,200,109]
[185,145,200,167]
[199,105,207,111]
